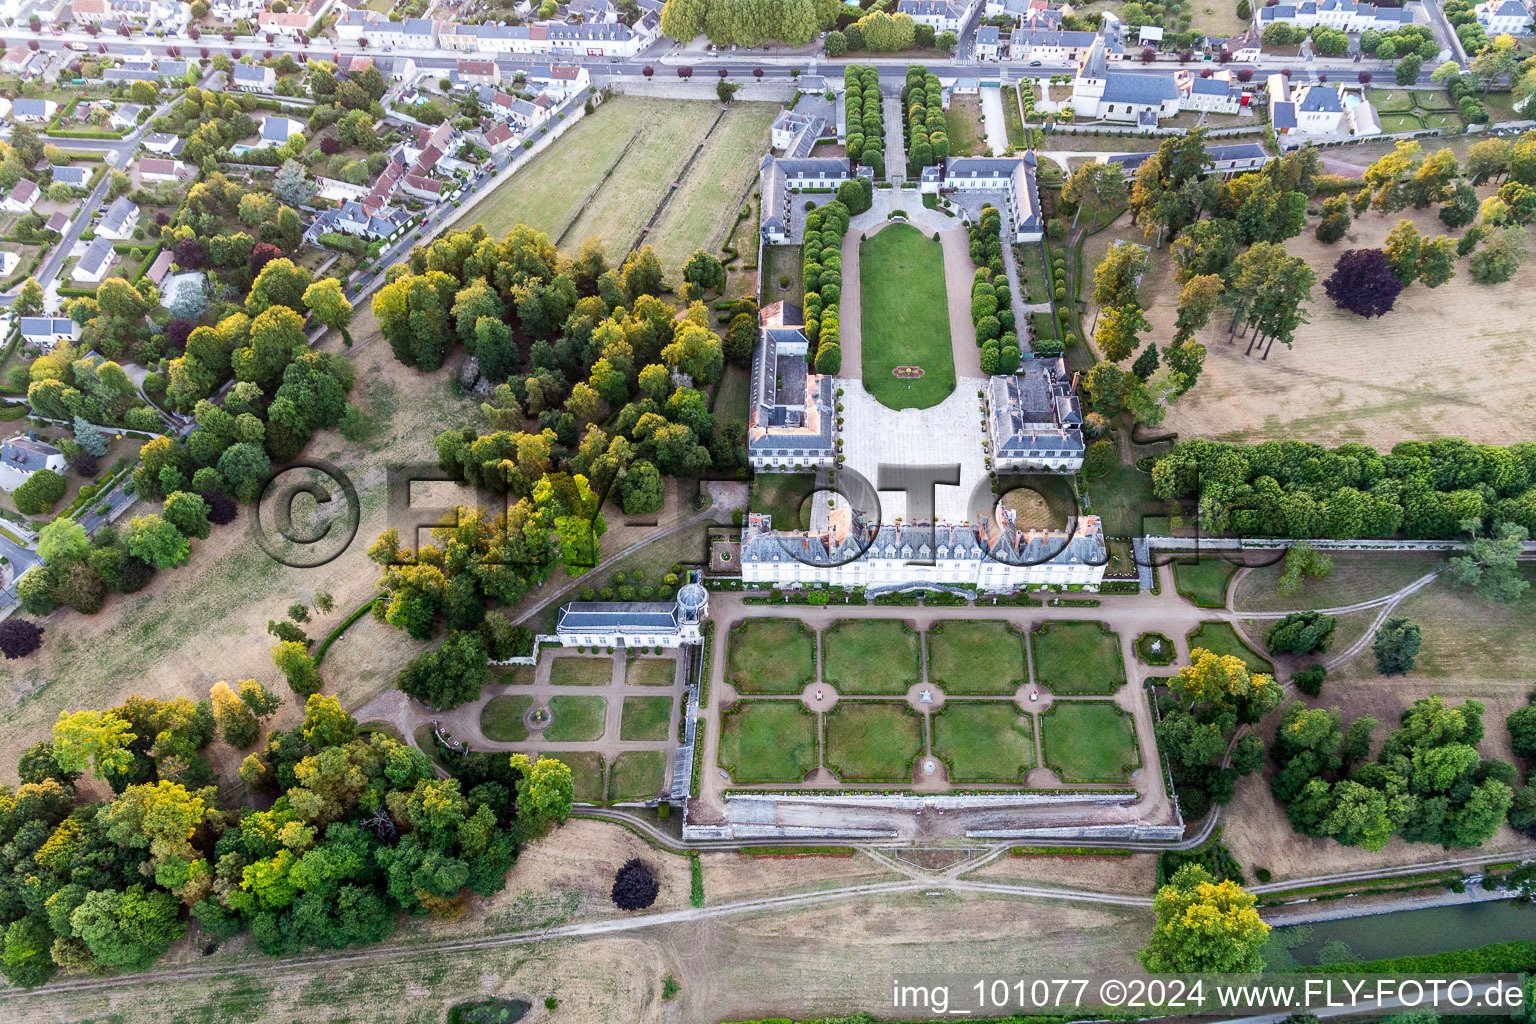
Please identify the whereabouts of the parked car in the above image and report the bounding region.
[1029,60,1042,66]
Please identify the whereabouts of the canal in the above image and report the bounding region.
[1273,898,1534,968]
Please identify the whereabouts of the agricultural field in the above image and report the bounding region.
[925,620,1026,693]
[858,223,956,410]
[476,97,776,278]
[726,618,817,694]
[1029,621,1126,694]
[1040,702,1140,783]
[822,619,920,694]
[932,703,1036,782]
[719,700,819,782]
[1148,201,1536,448]
[824,702,924,781]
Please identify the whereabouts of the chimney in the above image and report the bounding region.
[1069,371,1080,394]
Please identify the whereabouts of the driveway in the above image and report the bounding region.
[979,85,1009,156]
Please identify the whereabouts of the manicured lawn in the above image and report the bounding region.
[1000,85,1026,148]
[544,751,605,803]
[626,657,677,686]
[824,702,923,782]
[1366,89,1416,113]
[932,703,1035,782]
[1017,242,1050,304]
[549,656,614,686]
[1173,557,1237,608]
[543,696,608,742]
[480,695,533,742]
[718,701,818,783]
[1187,621,1275,676]
[1379,113,1424,133]
[748,472,817,529]
[822,619,919,695]
[1086,458,1160,538]
[761,243,804,305]
[619,696,674,741]
[726,618,817,694]
[945,95,986,157]
[494,664,536,686]
[1135,632,1175,666]
[1029,621,1125,695]
[859,223,956,411]
[608,750,667,803]
[1040,702,1139,783]
[925,620,1025,694]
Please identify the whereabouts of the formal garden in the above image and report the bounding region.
[1040,702,1140,783]
[823,702,925,782]
[1187,621,1275,676]
[719,700,820,783]
[626,656,678,686]
[726,618,818,694]
[859,223,956,410]
[1028,620,1126,694]
[549,656,617,686]
[822,619,921,694]
[1172,557,1238,608]
[931,703,1036,783]
[925,620,1026,694]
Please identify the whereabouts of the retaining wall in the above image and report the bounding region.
[603,76,798,102]
[726,792,1140,812]
[966,824,1186,840]
[683,823,900,840]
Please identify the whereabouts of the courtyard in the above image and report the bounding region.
[856,222,957,410]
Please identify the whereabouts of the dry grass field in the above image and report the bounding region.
[1116,198,1536,448]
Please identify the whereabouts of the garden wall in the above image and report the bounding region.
[604,76,797,102]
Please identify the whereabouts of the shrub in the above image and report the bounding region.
[611,858,659,910]
[1292,664,1326,697]
[13,469,66,515]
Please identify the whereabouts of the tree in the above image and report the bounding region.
[681,249,725,296]
[716,78,741,103]
[1395,53,1422,85]
[303,278,354,339]
[163,491,212,541]
[395,630,490,709]
[1448,521,1530,603]
[247,258,313,316]
[53,709,135,779]
[211,680,260,748]
[14,278,43,316]
[611,858,660,910]
[1381,219,1423,286]
[273,159,317,207]
[272,640,323,696]
[1372,617,1422,675]
[239,678,283,720]
[37,518,91,566]
[70,885,185,971]
[1468,226,1529,284]
[124,514,191,569]
[619,459,664,515]
[1323,249,1404,319]
[1095,304,1151,362]
[509,752,574,836]
[1509,704,1536,763]
[1140,864,1268,973]
[13,469,66,514]
[1265,611,1336,655]
[1172,648,1282,724]
[1416,234,1457,287]
[74,415,108,457]
[0,619,43,659]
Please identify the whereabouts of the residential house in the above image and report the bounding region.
[368,16,437,48]
[544,20,649,56]
[229,64,276,93]
[757,155,850,243]
[145,249,173,288]
[12,99,57,123]
[303,196,410,245]
[455,58,499,87]
[109,103,146,131]
[770,109,830,157]
[480,87,518,120]
[1,179,39,214]
[1344,94,1382,135]
[50,165,89,189]
[1176,69,1245,113]
[480,123,516,154]
[257,9,311,36]
[985,356,1084,472]
[143,132,184,155]
[72,236,117,283]
[97,196,140,240]
[0,438,68,480]
[1137,23,1164,45]
[139,157,188,182]
[1103,141,1273,178]
[155,59,190,81]
[923,154,1044,242]
[1256,0,1417,32]
[70,0,110,21]
[400,173,444,201]
[257,115,305,148]
[18,318,80,348]
[747,301,836,470]
[1475,0,1532,33]
[335,7,384,40]
[211,0,260,17]
[1223,31,1262,60]
[1007,27,1114,62]
[975,24,1001,59]
[1266,73,1344,134]
[45,212,70,234]
[1071,37,1181,123]
[0,252,17,278]
[895,0,977,33]
[104,67,161,86]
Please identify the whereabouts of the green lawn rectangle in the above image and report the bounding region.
[824,702,924,782]
[549,656,614,686]
[822,619,919,695]
[1040,702,1139,783]
[495,665,536,686]
[925,620,1025,694]
[1378,113,1424,133]
[1029,621,1126,695]
[932,703,1035,783]
[480,695,533,742]
[944,95,986,157]
[608,750,667,803]
[626,657,677,686]
[718,701,818,783]
[544,696,607,742]
[1187,621,1275,676]
[859,223,956,410]
[748,473,817,530]
[542,751,604,804]
[726,618,817,694]
[1172,557,1237,609]
[1365,89,1415,113]
[620,696,674,741]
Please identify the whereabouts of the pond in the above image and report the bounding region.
[1275,899,1535,967]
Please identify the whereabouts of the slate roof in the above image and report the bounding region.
[262,116,302,142]
[13,99,51,118]
[0,438,62,472]
[1272,101,1297,130]
[556,601,681,634]
[231,64,272,84]
[77,236,115,277]
[1297,85,1343,112]
[7,179,38,205]
[1010,27,1101,47]
[18,317,75,340]
[987,356,1084,460]
[100,196,137,235]
[1100,72,1181,105]
[977,25,999,43]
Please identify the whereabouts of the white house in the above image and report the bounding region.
[109,103,146,131]
[257,115,305,149]
[1008,28,1114,62]
[367,16,437,49]
[335,8,384,40]
[18,317,80,348]
[747,302,836,471]
[72,236,117,283]
[229,64,276,93]
[1256,0,1417,32]
[758,155,850,244]
[986,357,1085,472]
[139,157,188,182]
[0,438,68,484]
[1071,38,1182,123]
[740,509,1108,591]
[922,154,1045,242]
[1475,0,1533,33]
[554,583,708,649]
[11,98,57,122]
[455,58,499,87]
[257,10,311,36]
[975,24,1001,59]
[1267,73,1345,135]
[97,197,140,240]
[895,0,978,33]
[143,132,184,155]
[1176,70,1245,114]
[1,179,39,214]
